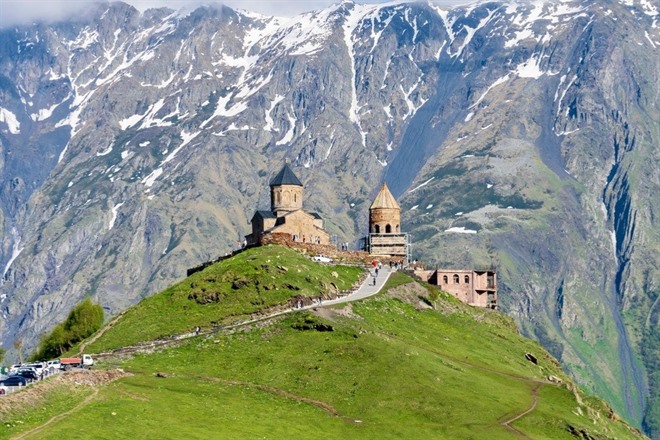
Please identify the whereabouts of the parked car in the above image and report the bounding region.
[23,363,46,377]
[0,376,28,387]
[17,369,39,382]
[47,360,61,373]
[312,254,332,263]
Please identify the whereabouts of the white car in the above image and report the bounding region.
[47,360,61,374]
[23,363,45,377]
[312,255,332,263]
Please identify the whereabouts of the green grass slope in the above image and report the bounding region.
[1,249,644,439]
[84,245,363,352]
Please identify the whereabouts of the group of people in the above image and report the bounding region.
[293,297,323,310]
[291,234,323,244]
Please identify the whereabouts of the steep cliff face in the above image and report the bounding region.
[0,0,657,434]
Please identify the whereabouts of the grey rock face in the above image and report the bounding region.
[0,0,657,434]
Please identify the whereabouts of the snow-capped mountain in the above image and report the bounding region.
[0,0,657,434]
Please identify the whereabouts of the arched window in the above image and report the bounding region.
[386,224,392,233]
[396,224,400,232]
[442,275,448,284]
[453,274,459,283]
[464,275,470,284]
[374,225,380,233]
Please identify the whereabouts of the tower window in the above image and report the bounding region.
[386,224,392,233]
[453,274,459,283]
[442,275,448,284]
[374,225,380,233]
[396,224,400,232]
[464,275,470,284]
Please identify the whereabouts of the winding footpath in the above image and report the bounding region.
[77,310,127,355]
[11,388,99,440]
[323,266,392,306]
[501,383,541,439]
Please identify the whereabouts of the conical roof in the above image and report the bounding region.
[269,163,302,186]
[370,183,400,210]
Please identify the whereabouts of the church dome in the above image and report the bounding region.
[270,163,302,187]
[370,183,400,210]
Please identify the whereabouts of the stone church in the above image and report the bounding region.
[245,163,330,246]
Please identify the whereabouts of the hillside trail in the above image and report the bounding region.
[93,267,392,358]
[381,332,550,438]
[501,383,541,439]
[201,375,340,416]
[78,310,128,355]
[11,388,99,440]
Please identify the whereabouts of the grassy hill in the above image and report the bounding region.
[82,245,363,353]
[0,246,645,439]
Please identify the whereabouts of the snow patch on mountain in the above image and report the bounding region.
[2,233,24,278]
[515,52,556,78]
[556,74,578,116]
[164,130,200,165]
[30,101,62,122]
[96,144,113,156]
[109,202,123,230]
[264,95,284,131]
[120,98,176,130]
[0,108,20,134]
[276,112,297,145]
[400,74,427,119]
[408,177,435,193]
[140,73,176,89]
[142,167,163,189]
[343,3,365,127]
[445,226,477,234]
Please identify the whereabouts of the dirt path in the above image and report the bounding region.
[201,376,339,416]
[501,383,541,439]
[11,388,99,440]
[78,310,127,355]
[380,332,549,438]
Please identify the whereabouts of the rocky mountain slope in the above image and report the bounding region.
[0,0,657,434]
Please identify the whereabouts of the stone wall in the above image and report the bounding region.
[260,233,400,265]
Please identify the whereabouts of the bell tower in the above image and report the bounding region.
[365,182,409,262]
[270,163,303,214]
[369,183,400,234]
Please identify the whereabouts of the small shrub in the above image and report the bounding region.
[31,298,104,360]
